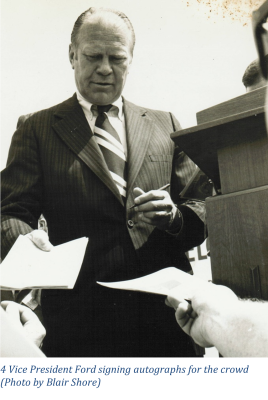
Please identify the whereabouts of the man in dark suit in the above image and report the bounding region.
[1,7,206,357]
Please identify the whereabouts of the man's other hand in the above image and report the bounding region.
[26,229,53,251]
[1,301,46,348]
[133,187,180,231]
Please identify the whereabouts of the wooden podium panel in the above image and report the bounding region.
[206,186,268,299]
[218,130,268,194]
[196,86,267,124]
[171,106,268,194]
[172,87,268,302]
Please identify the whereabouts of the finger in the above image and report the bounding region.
[1,301,10,310]
[166,296,180,310]
[1,301,46,347]
[1,303,43,345]
[137,201,172,213]
[138,211,172,230]
[2,301,37,324]
[175,312,193,337]
[175,301,193,329]
[142,211,171,220]
[165,298,173,308]
[26,230,53,252]
[165,297,185,308]
[132,187,145,208]
[1,301,22,327]
[20,306,40,325]
[23,322,46,348]
[133,187,145,197]
[133,189,167,207]
[19,307,46,347]
[38,218,48,233]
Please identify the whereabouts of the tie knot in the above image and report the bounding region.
[97,105,112,114]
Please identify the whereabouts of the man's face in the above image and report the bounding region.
[69,15,133,105]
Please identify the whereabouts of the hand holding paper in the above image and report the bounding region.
[26,229,53,252]
[167,283,238,349]
[97,267,207,301]
[0,235,88,290]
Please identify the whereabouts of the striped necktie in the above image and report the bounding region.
[94,105,127,199]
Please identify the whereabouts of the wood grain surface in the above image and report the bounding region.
[172,106,268,193]
[197,86,266,124]
[206,186,268,299]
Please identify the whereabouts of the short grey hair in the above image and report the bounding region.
[71,7,135,54]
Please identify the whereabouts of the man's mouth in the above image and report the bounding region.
[93,82,112,86]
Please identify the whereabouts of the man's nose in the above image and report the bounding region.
[97,57,112,75]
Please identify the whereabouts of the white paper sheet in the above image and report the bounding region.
[0,235,88,290]
[97,267,207,301]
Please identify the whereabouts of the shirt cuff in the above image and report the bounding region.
[166,207,183,237]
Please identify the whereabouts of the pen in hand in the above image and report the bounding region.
[129,183,171,209]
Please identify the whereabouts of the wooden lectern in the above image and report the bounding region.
[172,86,268,299]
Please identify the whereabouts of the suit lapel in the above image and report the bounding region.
[53,94,124,206]
[124,99,155,193]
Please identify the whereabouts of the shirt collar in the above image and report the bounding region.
[76,91,123,121]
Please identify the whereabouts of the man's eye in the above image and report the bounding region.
[111,57,125,62]
[85,55,99,60]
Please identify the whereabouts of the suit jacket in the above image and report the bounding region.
[1,94,206,357]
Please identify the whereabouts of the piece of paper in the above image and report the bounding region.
[0,235,88,290]
[97,267,207,301]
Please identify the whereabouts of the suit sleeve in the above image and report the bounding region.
[1,117,42,259]
[169,112,206,251]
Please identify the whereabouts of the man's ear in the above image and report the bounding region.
[69,44,75,69]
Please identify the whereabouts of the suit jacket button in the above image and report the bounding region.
[127,220,134,229]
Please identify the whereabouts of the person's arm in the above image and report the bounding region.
[1,116,53,259]
[167,283,268,357]
[132,113,206,250]
[1,301,46,357]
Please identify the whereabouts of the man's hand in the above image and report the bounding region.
[26,229,53,251]
[1,301,46,348]
[166,283,238,348]
[133,187,181,231]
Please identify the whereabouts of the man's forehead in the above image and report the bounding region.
[78,14,132,45]
[81,41,129,55]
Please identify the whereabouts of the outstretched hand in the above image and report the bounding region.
[166,283,238,348]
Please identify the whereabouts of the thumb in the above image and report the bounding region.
[166,295,180,310]
[26,230,53,252]
[1,301,21,327]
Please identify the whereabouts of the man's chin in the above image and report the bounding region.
[83,92,119,105]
